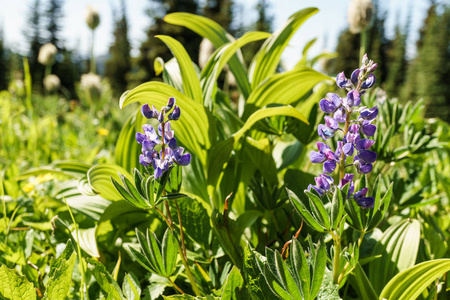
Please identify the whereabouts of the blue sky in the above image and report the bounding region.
[0,0,429,69]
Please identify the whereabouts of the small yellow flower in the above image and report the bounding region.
[97,128,109,136]
[23,183,34,193]
[36,173,54,184]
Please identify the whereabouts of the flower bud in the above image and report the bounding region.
[336,72,350,89]
[85,5,100,30]
[165,97,175,112]
[38,43,57,66]
[43,74,60,92]
[80,72,102,94]
[168,105,181,121]
[361,53,368,65]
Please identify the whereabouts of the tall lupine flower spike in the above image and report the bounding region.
[136,97,191,178]
[309,54,378,208]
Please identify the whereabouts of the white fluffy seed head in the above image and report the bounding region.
[347,0,373,34]
[85,5,100,30]
[43,74,60,92]
[38,43,57,66]
[81,72,102,94]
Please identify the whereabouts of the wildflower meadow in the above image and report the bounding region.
[0,1,450,299]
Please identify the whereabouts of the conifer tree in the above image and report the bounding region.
[105,0,131,96]
[24,0,45,91]
[136,0,202,83]
[0,29,9,91]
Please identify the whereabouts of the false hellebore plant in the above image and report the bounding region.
[288,55,393,288]
[111,97,202,296]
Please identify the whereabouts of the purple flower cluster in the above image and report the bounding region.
[308,54,378,208]
[136,97,191,178]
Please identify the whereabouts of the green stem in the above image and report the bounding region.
[359,29,367,64]
[90,29,96,74]
[330,231,341,284]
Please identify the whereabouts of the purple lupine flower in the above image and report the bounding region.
[336,72,351,89]
[359,106,378,121]
[165,97,175,112]
[137,98,191,178]
[319,93,342,113]
[354,155,373,174]
[334,107,347,123]
[168,106,180,121]
[344,124,361,145]
[350,69,360,85]
[310,142,339,174]
[318,116,339,140]
[344,90,361,108]
[353,187,375,208]
[355,139,377,164]
[361,74,376,89]
[308,174,334,197]
[360,120,376,137]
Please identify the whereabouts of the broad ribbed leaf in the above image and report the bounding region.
[249,8,319,88]
[72,227,100,258]
[201,31,271,107]
[234,106,308,142]
[87,164,132,201]
[120,82,215,165]
[380,259,450,300]
[369,219,421,293]
[164,12,251,99]
[245,67,330,116]
[156,35,203,103]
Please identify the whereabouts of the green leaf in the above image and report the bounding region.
[221,266,245,300]
[261,249,294,300]
[348,263,378,300]
[161,229,178,277]
[111,177,147,209]
[115,110,146,173]
[156,35,203,103]
[330,188,344,231]
[305,191,331,230]
[44,241,77,300]
[123,272,141,300]
[380,259,450,300]
[120,82,216,165]
[164,12,251,99]
[154,57,164,76]
[287,188,326,232]
[245,67,330,116]
[0,265,36,300]
[72,227,100,258]
[369,218,421,294]
[234,106,308,142]
[176,198,212,250]
[290,238,310,300]
[249,7,319,88]
[243,244,275,300]
[87,164,133,201]
[87,258,124,300]
[310,238,326,299]
[200,31,271,107]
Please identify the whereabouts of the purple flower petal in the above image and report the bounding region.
[323,160,336,174]
[350,69,360,85]
[334,107,347,123]
[336,72,349,89]
[169,105,181,121]
[343,143,354,156]
[136,132,146,144]
[356,197,375,208]
[310,151,326,163]
[141,104,155,119]
[327,93,342,108]
[177,153,191,166]
[361,74,376,89]
[308,184,325,197]
[346,90,360,107]
[361,123,376,137]
[360,106,378,121]
[359,163,373,174]
[354,187,369,198]
[349,124,360,133]
[358,150,377,164]
[325,116,339,131]
[355,139,375,151]
[165,97,175,112]
[319,99,337,113]
[318,124,335,140]
[139,154,149,166]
